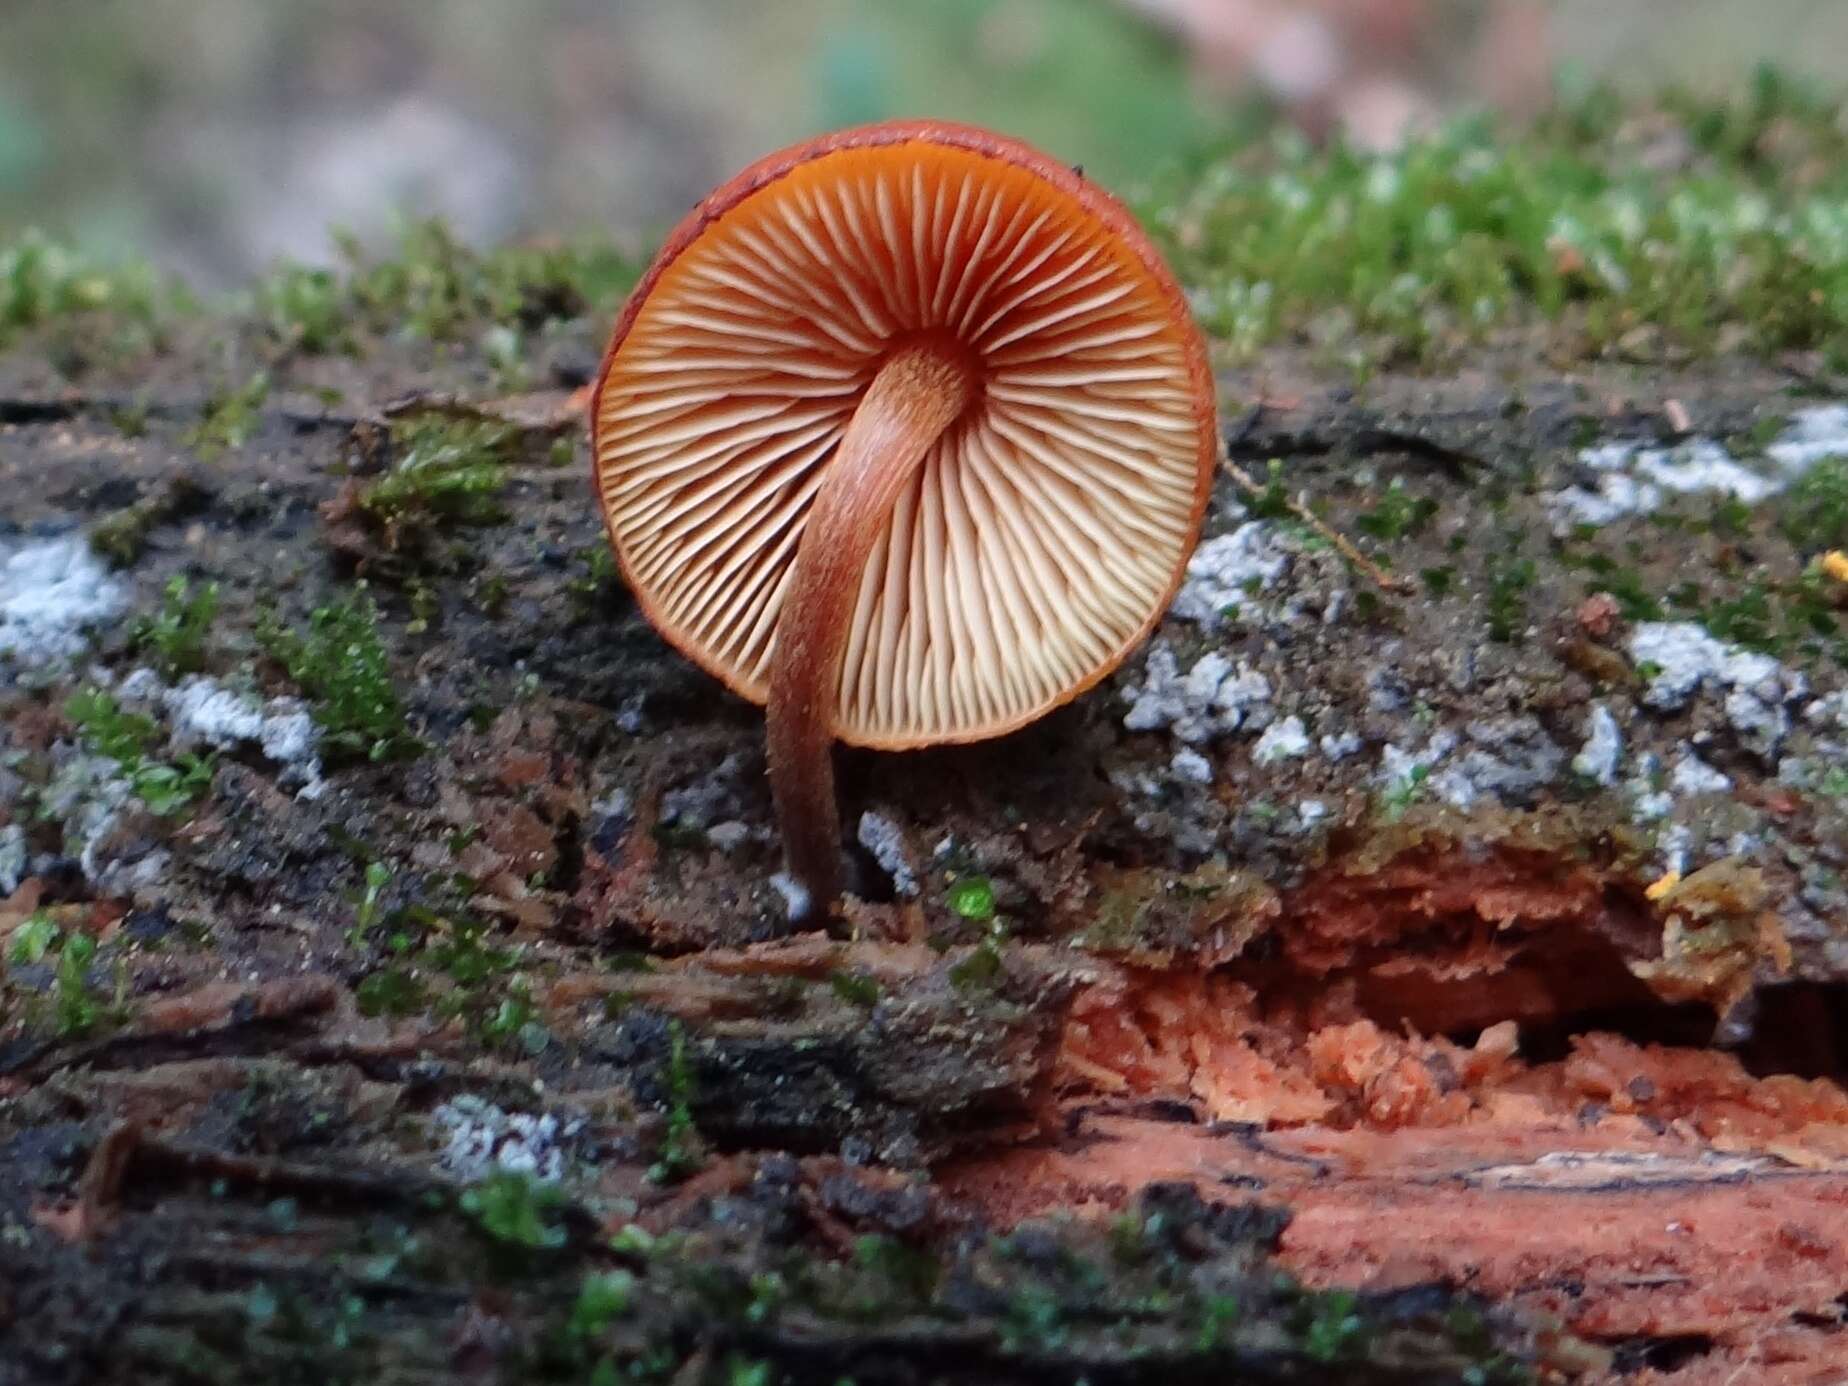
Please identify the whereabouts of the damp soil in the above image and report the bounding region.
[1,307,1846,1385]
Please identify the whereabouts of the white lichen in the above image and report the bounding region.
[1549,437,1778,533]
[36,750,168,893]
[769,871,812,922]
[0,823,25,896]
[1366,667,1412,714]
[661,752,748,829]
[1468,718,1567,798]
[1383,719,1564,812]
[161,675,325,796]
[432,1095,580,1182]
[856,810,918,896]
[589,788,633,834]
[1764,403,1848,471]
[1629,621,1805,761]
[1572,705,1624,786]
[112,671,326,799]
[1669,753,1732,798]
[163,678,266,744]
[1631,790,1674,822]
[1379,734,1446,784]
[1166,523,1292,628]
[0,536,128,669]
[1547,405,1848,535]
[1319,729,1363,761]
[1169,748,1213,785]
[705,821,752,854]
[1122,643,1274,744]
[1252,715,1310,765]
[614,695,647,734]
[1660,823,1694,875]
[1804,690,1848,733]
[1625,751,1673,822]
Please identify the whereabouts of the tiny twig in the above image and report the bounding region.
[1219,453,1407,594]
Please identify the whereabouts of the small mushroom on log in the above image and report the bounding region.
[591,121,1218,917]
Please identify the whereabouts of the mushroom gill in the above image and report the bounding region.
[593,122,1217,915]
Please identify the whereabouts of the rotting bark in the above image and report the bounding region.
[2,300,1846,1384]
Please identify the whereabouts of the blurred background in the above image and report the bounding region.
[2,0,1846,288]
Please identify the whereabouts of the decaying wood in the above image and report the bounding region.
[4,305,1846,1383]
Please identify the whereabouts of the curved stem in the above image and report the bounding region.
[768,338,974,918]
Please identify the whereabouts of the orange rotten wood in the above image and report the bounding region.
[591,120,1218,916]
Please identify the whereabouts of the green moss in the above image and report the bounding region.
[256,263,348,354]
[1079,863,1275,958]
[1195,1294,1241,1349]
[5,217,635,363]
[1664,65,1848,179]
[134,575,219,677]
[479,990,548,1054]
[89,474,207,567]
[566,1270,634,1341]
[1567,549,1663,621]
[184,371,270,460]
[461,1171,567,1253]
[89,512,154,571]
[722,1357,771,1386]
[1780,456,1848,553]
[354,966,424,1018]
[1241,459,1293,521]
[52,933,108,1037]
[1484,551,1536,643]
[517,1180,1529,1382]
[1148,76,1848,365]
[828,970,881,1008]
[65,686,155,764]
[852,1235,940,1306]
[1665,567,1846,668]
[359,417,514,545]
[5,916,115,1037]
[1706,494,1756,539]
[0,230,166,346]
[1355,479,1438,542]
[648,1021,703,1184]
[66,686,215,816]
[570,545,625,618]
[342,859,394,948]
[1001,1285,1067,1351]
[650,818,708,851]
[1700,581,1781,649]
[947,874,996,921]
[329,220,639,345]
[256,589,420,763]
[472,571,511,619]
[949,937,1005,991]
[344,865,546,1049]
[1380,764,1431,821]
[404,578,440,633]
[6,913,59,966]
[1296,1288,1368,1363]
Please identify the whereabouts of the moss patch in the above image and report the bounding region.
[1147,70,1848,366]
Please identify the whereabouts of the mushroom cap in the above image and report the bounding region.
[592,120,1217,750]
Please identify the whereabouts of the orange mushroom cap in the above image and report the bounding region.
[592,120,1218,750]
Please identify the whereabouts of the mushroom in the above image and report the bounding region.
[591,120,1217,918]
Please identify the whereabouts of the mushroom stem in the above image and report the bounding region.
[768,338,975,916]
